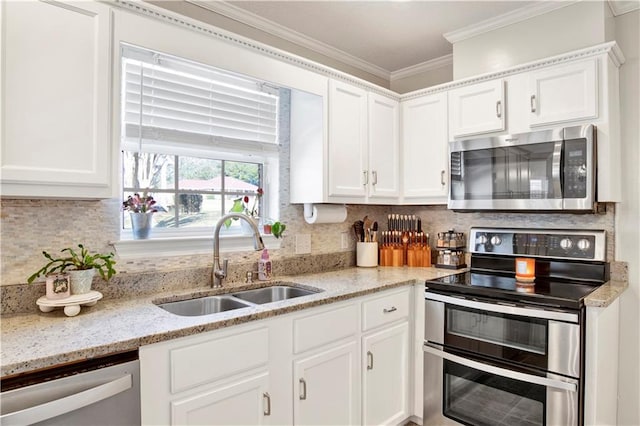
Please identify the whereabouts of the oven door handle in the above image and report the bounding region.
[425,291,579,323]
[423,344,577,393]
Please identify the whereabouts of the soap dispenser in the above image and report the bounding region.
[258,249,272,281]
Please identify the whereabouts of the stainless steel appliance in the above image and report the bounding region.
[423,228,608,426]
[448,124,596,211]
[0,351,140,425]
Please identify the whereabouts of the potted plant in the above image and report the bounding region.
[123,193,162,239]
[28,244,116,295]
[271,221,286,239]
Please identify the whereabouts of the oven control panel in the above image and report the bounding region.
[469,228,606,261]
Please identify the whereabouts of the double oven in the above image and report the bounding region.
[424,228,608,426]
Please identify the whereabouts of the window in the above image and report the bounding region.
[120,44,282,239]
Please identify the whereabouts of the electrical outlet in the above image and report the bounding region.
[295,234,312,254]
[341,232,349,250]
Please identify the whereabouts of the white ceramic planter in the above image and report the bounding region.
[45,273,70,300]
[68,269,96,295]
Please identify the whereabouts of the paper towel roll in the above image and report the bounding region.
[303,203,347,224]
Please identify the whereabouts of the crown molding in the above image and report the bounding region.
[607,0,640,16]
[390,54,453,81]
[187,0,391,81]
[443,1,580,44]
[400,41,623,101]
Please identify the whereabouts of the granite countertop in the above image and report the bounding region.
[1,266,456,378]
[1,266,626,378]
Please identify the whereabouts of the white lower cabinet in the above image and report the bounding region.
[140,287,414,426]
[171,372,271,425]
[294,341,360,425]
[362,322,410,425]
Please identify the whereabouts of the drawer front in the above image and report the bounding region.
[170,327,269,394]
[294,303,359,354]
[362,288,410,331]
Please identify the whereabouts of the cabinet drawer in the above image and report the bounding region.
[170,327,269,394]
[294,303,359,354]
[362,288,410,331]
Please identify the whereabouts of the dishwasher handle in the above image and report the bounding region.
[0,374,132,426]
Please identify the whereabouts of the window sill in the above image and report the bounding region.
[113,234,281,259]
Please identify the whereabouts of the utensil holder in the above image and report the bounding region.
[357,242,378,267]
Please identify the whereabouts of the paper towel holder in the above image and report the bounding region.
[303,203,347,224]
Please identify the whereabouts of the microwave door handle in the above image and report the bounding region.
[552,140,563,197]
[423,344,577,393]
[0,374,133,426]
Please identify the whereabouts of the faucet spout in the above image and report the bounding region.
[213,213,265,288]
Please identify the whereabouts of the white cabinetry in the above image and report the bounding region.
[0,0,114,198]
[367,93,400,200]
[140,324,279,425]
[294,341,360,425]
[327,80,399,203]
[361,288,411,425]
[400,93,448,204]
[448,79,505,139]
[140,287,415,426]
[528,59,598,127]
[328,80,368,199]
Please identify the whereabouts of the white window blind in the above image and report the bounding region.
[121,44,279,156]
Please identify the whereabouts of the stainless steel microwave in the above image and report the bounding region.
[448,124,596,212]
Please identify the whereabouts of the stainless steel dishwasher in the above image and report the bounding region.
[1,351,140,425]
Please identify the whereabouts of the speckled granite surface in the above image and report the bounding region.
[1,266,456,377]
[1,262,627,378]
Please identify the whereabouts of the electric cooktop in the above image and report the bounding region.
[426,271,601,310]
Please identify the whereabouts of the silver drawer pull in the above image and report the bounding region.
[496,100,502,118]
[531,94,537,112]
[263,392,271,416]
[383,307,397,313]
[367,351,374,370]
[299,378,307,400]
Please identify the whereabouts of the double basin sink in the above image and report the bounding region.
[157,283,321,317]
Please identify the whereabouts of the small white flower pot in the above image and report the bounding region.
[68,269,96,295]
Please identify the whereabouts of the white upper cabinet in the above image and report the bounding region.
[448,79,505,139]
[528,59,598,127]
[400,93,448,204]
[326,79,399,203]
[327,80,369,199]
[1,0,114,199]
[367,93,400,200]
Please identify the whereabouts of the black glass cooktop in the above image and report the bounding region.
[426,272,601,310]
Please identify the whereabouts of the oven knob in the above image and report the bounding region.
[490,236,502,246]
[477,235,488,244]
[577,238,591,251]
[560,238,573,250]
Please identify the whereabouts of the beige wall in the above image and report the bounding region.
[390,62,453,94]
[452,1,612,79]
[613,9,640,426]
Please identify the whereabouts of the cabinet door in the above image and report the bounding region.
[363,322,410,426]
[294,341,360,425]
[401,93,448,203]
[328,80,368,199]
[0,0,113,198]
[528,59,598,126]
[171,372,271,425]
[368,93,400,200]
[448,79,505,138]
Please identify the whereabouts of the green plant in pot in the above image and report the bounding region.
[271,221,286,239]
[28,244,116,295]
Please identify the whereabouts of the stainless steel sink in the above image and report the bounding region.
[156,284,322,316]
[232,285,319,305]
[157,295,253,316]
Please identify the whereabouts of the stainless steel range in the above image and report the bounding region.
[423,227,608,426]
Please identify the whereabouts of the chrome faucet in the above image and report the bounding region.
[213,213,265,288]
